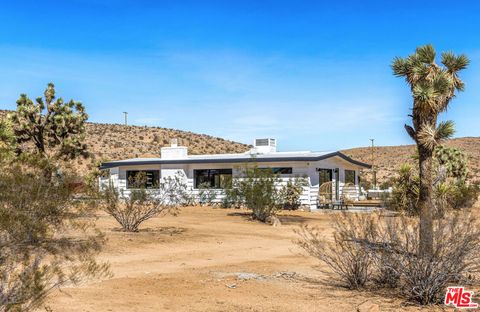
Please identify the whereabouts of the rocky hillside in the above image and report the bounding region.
[0,109,250,174]
[2,109,479,180]
[342,137,480,185]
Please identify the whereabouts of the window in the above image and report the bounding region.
[126,170,160,189]
[258,167,293,174]
[317,168,332,186]
[194,169,232,189]
[345,170,356,185]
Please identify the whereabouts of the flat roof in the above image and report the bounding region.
[100,151,371,169]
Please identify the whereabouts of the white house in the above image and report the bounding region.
[100,138,371,210]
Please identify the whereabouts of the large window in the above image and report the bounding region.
[194,169,232,189]
[258,167,293,174]
[345,170,356,185]
[126,170,160,189]
[318,168,332,186]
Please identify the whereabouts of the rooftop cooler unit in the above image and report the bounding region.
[252,138,277,154]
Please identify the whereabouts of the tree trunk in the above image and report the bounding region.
[417,145,434,257]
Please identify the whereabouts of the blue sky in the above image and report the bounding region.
[1,1,479,151]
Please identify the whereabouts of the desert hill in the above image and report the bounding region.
[1,109,479,181]
[342,137,480,185]
[0,109,250,174]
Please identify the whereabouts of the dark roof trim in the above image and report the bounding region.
[335,152,372,169]
[100,151,371,170]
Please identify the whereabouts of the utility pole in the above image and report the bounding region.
[370,138,376,189]
[123,112,128,126]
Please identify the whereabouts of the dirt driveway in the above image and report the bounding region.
[45,207,439,312]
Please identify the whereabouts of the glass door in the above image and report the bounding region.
[318,169,333,200]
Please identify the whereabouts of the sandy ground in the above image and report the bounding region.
[45,207,448,312]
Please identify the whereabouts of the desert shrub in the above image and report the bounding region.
[221,185,243,208]
[279,178,308,210]
[375,212,480,304]
[233,165,281,222]
[358,176,372,191]
[297,211,480,305]
[389,164,419,215]
[84,159,110,196]
[447,182,480,209]
[0,118,16,160]
[197,182,217,206]
[220,165,308,218]
[372,251,401,288]
[296,213,374,289]
[102,173,189,232]
[152,134,161,143]
[0,159,110,311]
[390,149,477,215]
[379,180,392,190]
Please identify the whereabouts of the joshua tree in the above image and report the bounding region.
[10,83,89,160]
[0,118,16,160]
[434,145,468,183]
[392,45,468,256]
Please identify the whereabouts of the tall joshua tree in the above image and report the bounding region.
[392,45,468,256]
[10,83,88,160]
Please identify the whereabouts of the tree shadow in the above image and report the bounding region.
[277,214,324,225]
[226,211,255,221]
[111,226,187,236]
[225,211,326,225]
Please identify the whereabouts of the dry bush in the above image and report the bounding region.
[0,160,110,312]
[296,214,375,289]
[385,212,480,304]
[102,174,191,232]
[296,211,480,305]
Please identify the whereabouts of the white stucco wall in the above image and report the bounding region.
[102,157,363,210]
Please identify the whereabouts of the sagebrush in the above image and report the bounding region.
[102,172,191,232]
[0,159,110,312]
[296,211,480,304]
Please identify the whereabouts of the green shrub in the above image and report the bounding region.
[390,146,478,215]
[197,182,217,206]
[221,186,243,208]
[0,158,110,311]
[220,164,309,220]
[448,182,480,209]
[279,178,308,210]
[389,164,419,215]
[236,165,280,222]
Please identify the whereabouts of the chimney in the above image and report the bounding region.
[161,138,188,159]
